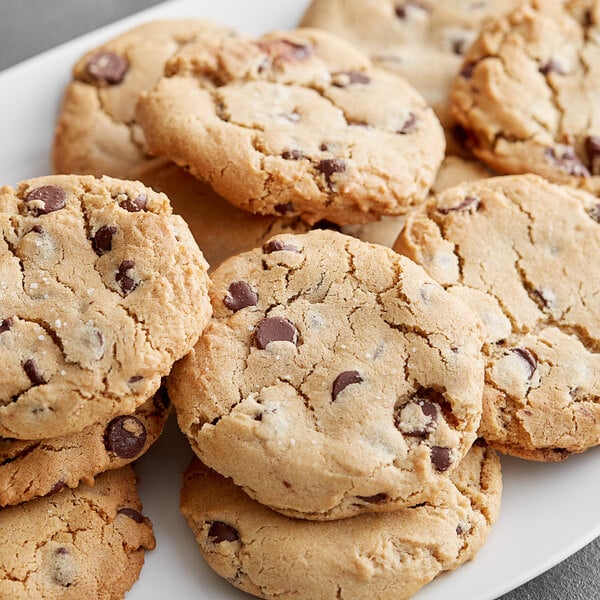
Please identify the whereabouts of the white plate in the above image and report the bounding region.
[1,1,599,598]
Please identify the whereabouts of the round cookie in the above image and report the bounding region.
[451,0,600,194]
[126,158,308,269]
[168,229,485,520]
[53,19,235,178]
[395,174,600,460]
[342,155,492,247]
[136,28,445,225]
[301,0,521,130]
[0,174,211,440]
[0,466,154,599]
[181,441,502,600]
[0,387,169,507]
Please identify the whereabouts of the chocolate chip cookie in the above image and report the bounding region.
[181,441,501,600]
[451,0,600,194]
[126,158,308,269]
[396,174,600,460]
[169,230,484,520]
[0,466,154,599]
[53,20,234,178]
[0,174,210,440]
[136,28,445,225]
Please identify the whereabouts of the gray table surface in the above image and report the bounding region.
[0,2,598,599]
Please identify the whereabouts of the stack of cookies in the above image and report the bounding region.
[2,0,598,598]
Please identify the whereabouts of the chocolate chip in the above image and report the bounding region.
[585,136,600,174]
[317,158,347,189]
[24,358,46,385]
[86,51,129,84]
[224,281,258,312]
[208,521,239,543]
[116,260,137,294]
[25,186,67,216]
[254,317,298,349]
[586,203,600,223]
[263,239,300,253]
[46,480,66,496]
[356,493,387,503]
[104,415,147,458]
[257,39,313,62]
[460,61,476,79]
[456,525,463,535]
[539,59,566,76]
[0,318,12,334]
[331,71,371,87]
[438,195,480,214]
[544,147,590,177]
[51,546,75,587]
[430,446,452,471]
[312,219,341,232]
[31,225,44,234]
[92,225,117,255]
[510,347,537,379]
[452,38,467,55]
[128,375,143,384]
[320,143,329,152]
[395,0,431,18]
[282,149,304,160]
[332,370,363,401]
[274,202,294,215]
[117,507,145,523]
[153,386,171,412]
[398,113,418,134]
[119,193,147,212]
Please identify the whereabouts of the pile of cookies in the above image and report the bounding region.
[2,0,599,598]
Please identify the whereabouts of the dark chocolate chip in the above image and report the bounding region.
[356,493,387,503]
[117,507,145,523]
[25,186,67,216]
[398,113,418,134]
[317,158,347,189]
[128,375,143,384]
[208,521,239,543]
[332,370,363,401]
[510,347,537,379]
[585,136,600,174]
[119,193,147,212]
[586,203,600,223]
[0,318,12,334]
[544,146,590,177]
[46,480,66,496]
[116,260,137,294]
[153,386,171,412]
[456,525,463,535]
[24,358,46,385]
[460,61,476,79]
[539,59,566,76]
[312,219,341,232]
[438,195,480,214]
[86,51,129,84]
[104,415,147,458]
[430,446,452,471]
[31,225,44,234]
[274,202,294,215]
[282,149,304,160]
[92,225,117,255]
[263,239,300,253]
[258,39,313,62]
[452,38,467,55]
[395,0,431,18]
[331,71,371,87]
[320,143,329,152]
[224,281,258,312]
[254,317,298,349]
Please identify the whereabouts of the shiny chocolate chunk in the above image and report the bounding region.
[104,415,147,458]
[224,281,258,312]
[31,225,44,234]
[430,446,452,471]
[92,225,117,255]
[25,186,67,216]
[116,260,137,294]
[257,39,313,62]
[254,317,298,349]
[332,370,363,401]
[317,158,347,189]
[510,347,537,379]
[0,318,12,334]
[119,193,147,212]
[117,507,145,523]
[86,51,129,84]
[208,521,239,543]
[263,239,300,254]
[24,358,46,385]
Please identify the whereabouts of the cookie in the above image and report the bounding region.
[0,174,210,440]
[0,387,169,507]
[53,20,234,178]
[395,174,600,460]
[0,466,154,599]
[168,229,484,519]
[136,28,445,225]
[342,155,492,247]
[301,0,521,131]
[126,158,308,269]
[451,0,600,194]
[180,441,501,600]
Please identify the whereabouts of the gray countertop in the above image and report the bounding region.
[0,2,597,599]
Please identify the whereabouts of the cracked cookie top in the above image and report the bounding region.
[136,28,445,225]
[52,20,235,178]
[0,174,211,440]
[451,0,600,194]
[180,441,501,600]
[395,174,600,460]
[168,230,484,520]
[0,466,155,599]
